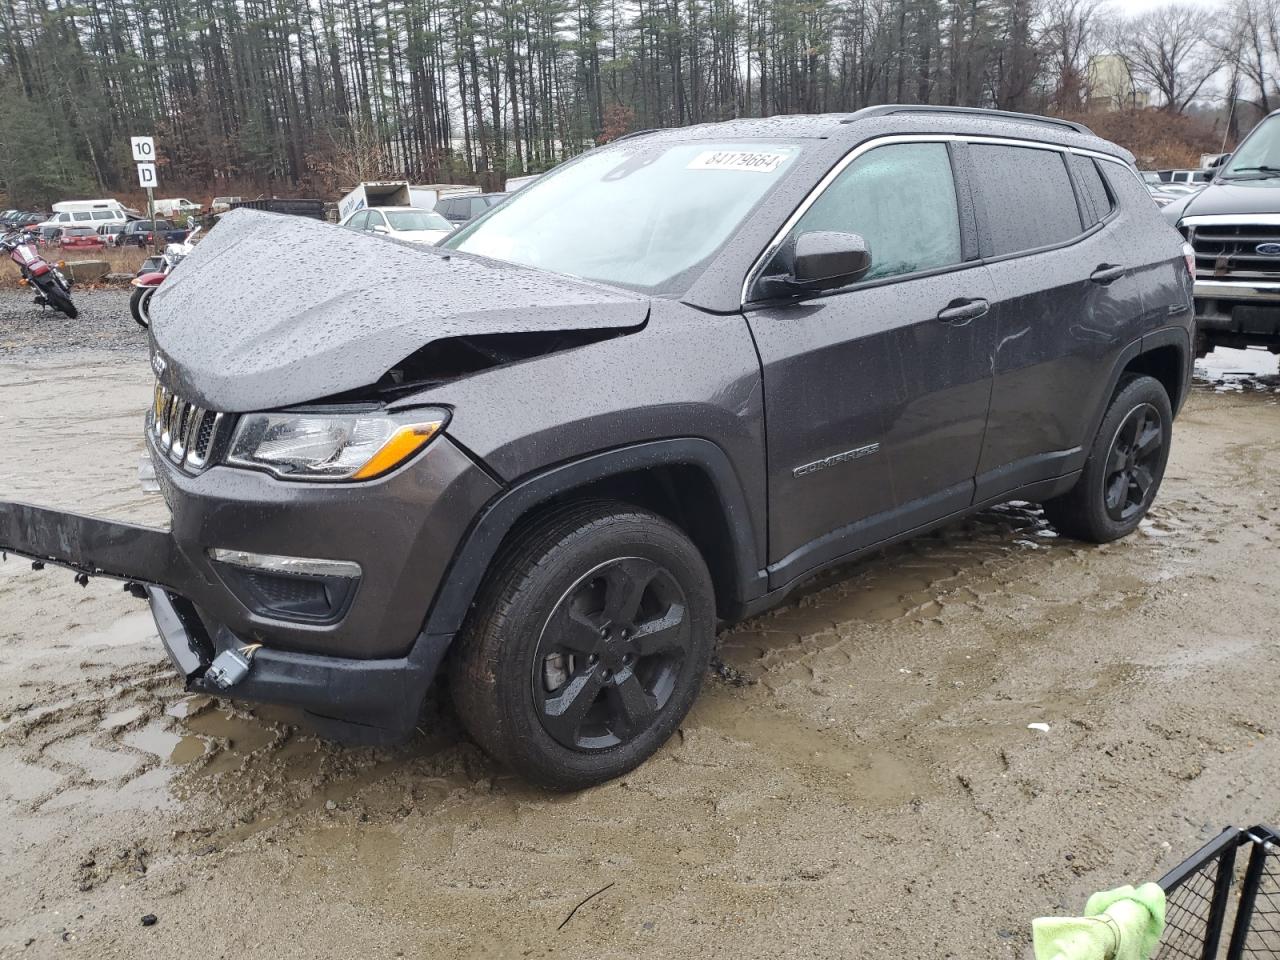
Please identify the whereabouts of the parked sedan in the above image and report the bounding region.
[57,226,106,250]
[340,206,454,244]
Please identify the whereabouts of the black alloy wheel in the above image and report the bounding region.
[1042,374,1173,544]
[533,557,690,751]
[449,501,716,790]
[1102,402,1164,522]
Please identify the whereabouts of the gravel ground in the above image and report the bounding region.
[0,290,1278,959]
[0,288,146,355]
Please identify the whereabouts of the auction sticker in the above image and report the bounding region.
[687,150,790,173]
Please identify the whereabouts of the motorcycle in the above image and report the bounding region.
[130,225,200,328]
[1,229,77,318]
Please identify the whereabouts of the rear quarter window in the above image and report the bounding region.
[1098,161,1153,213]
[970,144,1083,256]
[1070,155,1114,226]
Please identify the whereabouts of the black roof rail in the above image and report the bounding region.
[607,128,660,144]
[843,105,1094,137]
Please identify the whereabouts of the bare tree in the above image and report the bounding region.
[1038,0,1108,111]
[1228,0,1280,114]
[1115,3,1225,113]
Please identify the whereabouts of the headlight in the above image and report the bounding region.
[227,409,447,481]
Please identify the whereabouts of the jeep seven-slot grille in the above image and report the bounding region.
[151,381,224,473]
[1184,223,1280,281]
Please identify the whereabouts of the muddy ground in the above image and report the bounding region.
[0,289,1278,959]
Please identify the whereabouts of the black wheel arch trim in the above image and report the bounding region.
[420,438,768,639]
[1141,324,1193,414]
[1089,326,1191,445]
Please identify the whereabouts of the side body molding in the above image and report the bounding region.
[420,438,769,638]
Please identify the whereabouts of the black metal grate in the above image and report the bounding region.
[1157,857,1231,959]
[1153,826,1280,960]
[1236,840,1280,957]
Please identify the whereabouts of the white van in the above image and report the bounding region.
[41,199,131,230]
[154,198,204,218]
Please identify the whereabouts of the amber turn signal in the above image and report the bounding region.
[350,421,444,480]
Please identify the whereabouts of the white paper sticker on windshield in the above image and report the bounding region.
[687,150,789,173]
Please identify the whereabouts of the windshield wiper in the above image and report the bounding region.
[1220,165,1280,181]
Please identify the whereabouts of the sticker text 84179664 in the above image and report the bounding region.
[687,150,790,173]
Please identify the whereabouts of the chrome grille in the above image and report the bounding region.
[1185,223,1280,281]
[150,381,224,472]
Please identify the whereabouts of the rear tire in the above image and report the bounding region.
[130,285,156,328]
[449,501,715,790]
[1042,374,1172,543]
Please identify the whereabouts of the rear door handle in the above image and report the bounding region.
[936,298,990,326]
[1090,264,1127,285]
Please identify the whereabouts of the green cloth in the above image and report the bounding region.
[1033,883,1166,960]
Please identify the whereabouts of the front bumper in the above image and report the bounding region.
[1193,279,1280,340]
[149,587,451,740]
[0,433,503,737]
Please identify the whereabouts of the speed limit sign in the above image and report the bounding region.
[130,136,155,162]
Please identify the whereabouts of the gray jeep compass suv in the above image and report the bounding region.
[0,106,1193,789]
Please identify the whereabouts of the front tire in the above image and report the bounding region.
[130,285,156,327]
[1043,374,1173,543]
[449,501,716,790]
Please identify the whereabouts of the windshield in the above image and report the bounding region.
[1220,116,1280,180]
[443,140,802,293]
[386,210,451,231]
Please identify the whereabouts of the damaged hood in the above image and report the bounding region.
[149,209,650,411]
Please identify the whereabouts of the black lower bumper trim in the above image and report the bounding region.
[148,588,451,738]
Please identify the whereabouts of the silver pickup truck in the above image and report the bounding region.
[1165,111,1280,356]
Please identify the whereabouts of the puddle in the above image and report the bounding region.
[123,724,207,765]
[1195,346,1280,391]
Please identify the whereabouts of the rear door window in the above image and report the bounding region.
[772,141,963,284]
[970,144,1083,256]
[1069,155,1114,226]
[73,212,93,221]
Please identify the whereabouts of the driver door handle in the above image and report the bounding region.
[936,298,990,326]
[1090,263,1127,285]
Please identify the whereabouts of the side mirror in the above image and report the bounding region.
[371,224,389,235]
[786,231,873,293]
[1208,153,1231,169]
